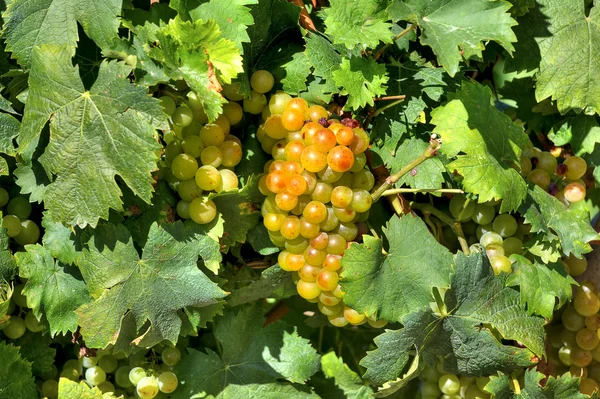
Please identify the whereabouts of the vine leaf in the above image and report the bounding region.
[486,369,589,398]
[18,45,167,228]
[432,80,528,213]
[58,378,117,399]
[322,0,393,51]
[534,0,600,114]
[15,333,56,377]
[75,221,226,349]
[506,255,575,319]
[0,113,19,156]
[548,115,600,157]
[321,352,374,399]
[172,304,320,398]
[361,252,545,387]
[389,0,517,76]
[2,0,122,69]
[332,57,389,110]
[16,245,91,337]
[519,185,600,258]
[0,341,37,398]
[340,214,453,323]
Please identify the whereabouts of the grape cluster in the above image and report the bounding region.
[419,363,496,399]
[159,88,243,225]
[245,71,385,327]
[546,281,600,396]
[0,188,40,246]
[0,283,44,341]
[522,149,588,205]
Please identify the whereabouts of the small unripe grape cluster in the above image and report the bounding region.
[159,87,243,226]
[419,362,496,398]
[546,280,600,396]
[521,148,588,205]
[0,188,40,246]
[40,344,183,399]
[0,283,45,341]
[250,70,385,327]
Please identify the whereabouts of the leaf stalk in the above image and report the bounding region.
[374,24,417,60]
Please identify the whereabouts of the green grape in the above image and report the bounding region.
[222,82,245,101]
[82,356,98,368]
[574,290,600,317]
[562,305,586,331]
[98,354,118,374]
[220,141,242,167]
[162,347,181,366]
[222,101,243,125]
[349,153,367,172]
[326,234,346,255]
[422,381,442,396]
[2,214,21,237]
[137,376,159,399]
[0,187,9,207]
[520,155,532,176]
[85,366,106,386]
[268,92,292,115]
[318,166,343,184]
[189,197,217,225]
[24,310,43,332]
[564,254,587,277]
[571,346,593,367]
[320,207,340,232]
[285,237,309,254]
[158,96,176,116]
[465,385,489,399]
[177,179,202,202]
[199,124,225,147]
[352,170,375,191]
[2,316,25,339]
[217,169,239,191]
[479,231,503,247]
[243,90,267,114]
[502,237,523,256]
[333,206,356,223]
[172,105,194,127]
[475,377,490,392]
[12,284,27,308]
[185,92,208,123]
[449,195,475,221]
[485,243,504,259]
[490,255,512,275]
[176,200,191,219]
[336,222,358,242]
[181,135,204,158]
[115,365,133,388]
[7,197,32,220]
[564,182,586,203]
[60,368,79,381]
[318,302,343,316]
[129,367,147,386]
[165,141,182,165]
[476,224,494,240]
[181,119,202,138]
[250,70,275,93]
[311,182,333,204]
[195,165,222,191]
[97,381,115,394]
[564,156,587,180]
[438,374,461,395]
[351,189,372,213]
[163,130,176,144]
[535,151,557,175]
[471,203,495,225]
[576,328,599,350]
[42,380,59,398]
[158,371,178,393]
[526,169,550,191]
[200,146,223,168]
[492,214,517,237]
[14,220,40,245]
[171,154,198,180]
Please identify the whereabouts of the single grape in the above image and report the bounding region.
[82,356,98,368]
[317,269,339,291]
[344,307,366,325]
[574,290,600,317]
[449,195,475,221]
[318,302,343,317]
[176,200,191,219]
[165,141,183,165]
[129,367,147,386]
[328,313,349,327]
[243,90,267,114]
[485,243,504,259]
[297,280,321,299]
[471,203,495,225]
[158,371,179,393]
[492,214,518,237]
[195,165,222,191]
[2,316,26,339]
[320,207,340,232]
[181,135,204,158]
[222,82,245,101]
[137,376,160,399]
[352,170,375,191]
[439,374,461,395]
[576,328,599,350]
[281,108,305,132]
[114,365,133,388]
[189,197,217,225]
[527,169,551,191]
[171,154,198,180]
[2,215,21,237]
[564,156,587,180]
[42,380,59,399]
[98,354,118,374]
[327,146,354,172]
[564,254,587,277]
[172,105,194,127]
[222,101,243,125]
[520,155,532,176]
[349,128,370,154]
[85,366,107,386]
[199,123,225,147]
[571,346,593,368]
[269,92,292,115]
[200,146,223,168]
[305,105,328,123]
[158,96,176,116]
[97,381,115,394]
[220,141,242,167]
[24,310,43,332]
[217,169,239,191]
[580,378,600,396]
[250,70,275,93]
[563,305,586,331]
[351,189,372,213]
[177,179,202,202]
[301,146,328,173]
[336,222,358,242]
[490,256,512,275]
[0,188,9,207]
[564,182,586,203]
[186,92,209,123]
[162,347,181,366]
[7,197,32,220]
[480,231,503,247]
[14,220,40,245]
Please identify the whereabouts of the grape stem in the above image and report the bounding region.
[374,24,417,60]
[432,287,448,316]
[374,95,406,101]
[409,202,471,255]
[382,188,464,196]
[511,373,521,394]
[371,135,442,202]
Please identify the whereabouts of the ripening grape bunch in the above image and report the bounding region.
[419,364,497,399]
[0,188,41,247]
[158,85,244,226]
[545,280,600,396]
[521,147,589,205]
[241,70,387,328]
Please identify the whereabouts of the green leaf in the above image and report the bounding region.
[0,341,37,399]
[548,115,600,157]
[41,213,79,265]
[0,225,17,281]
[0,113,20,156]
[227,265,297,307]
[361,252,544,386]
[486,369,588,398]
[322,0,393,51]
[58,378,118,399]
[75,221,226,349]
[2,0,122,68]
[432,80,529,213]
[247,223,280,256]
[340,214,453,322]
[172,305,320,398]
[13,163,49,204]
[16,245,92,336]
[15,332,56,377]
[320,352,374,399]
[18,45,167,228]
[506,255,575,319]
[389,0,517,76]
[525,235,563,264]
[304,33,342,94]
[519,185,600,258]
[332,57,389,110]
[534,0,600,114]
[282,52,311,94]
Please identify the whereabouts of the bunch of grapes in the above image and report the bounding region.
[159,87,244,226]
[545,281,600,396]
[419,363,496,399]
[0,188,40,246]
[522,148,588,205]
[0,283,44,341]
[244,71,385,328]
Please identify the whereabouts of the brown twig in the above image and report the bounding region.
[374,95,407,101]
